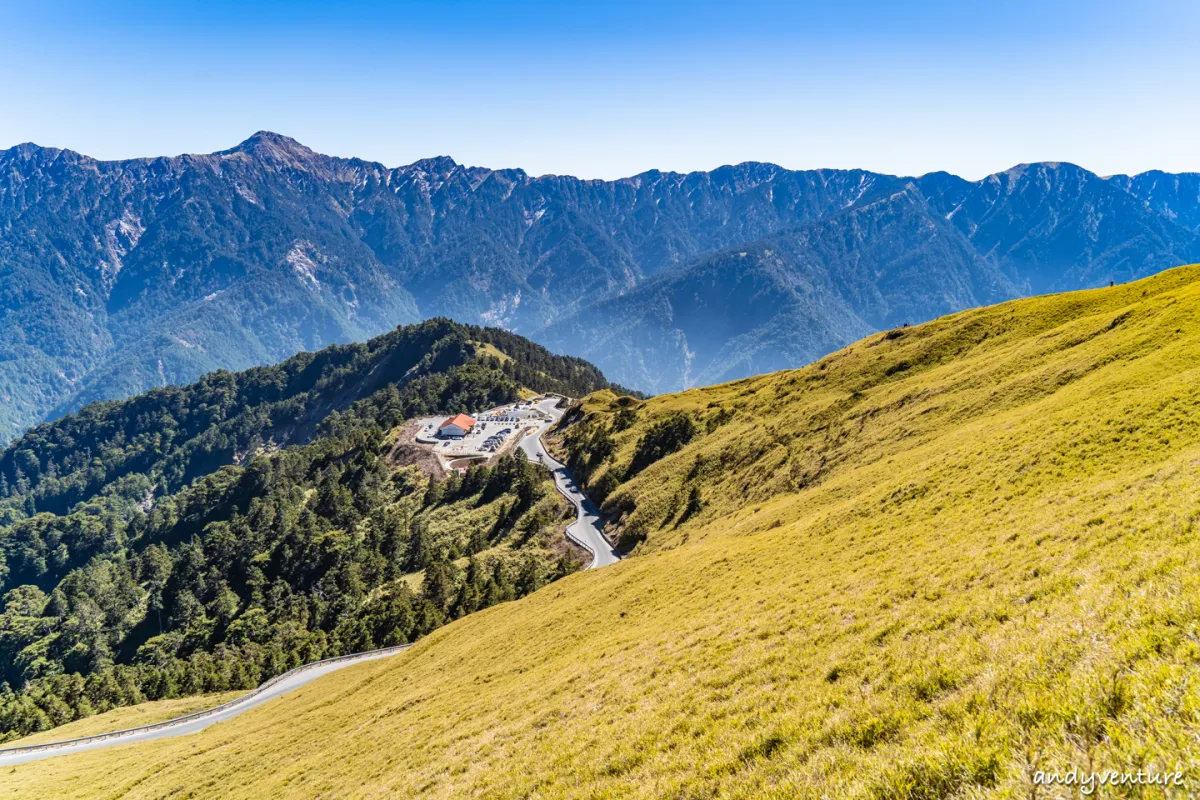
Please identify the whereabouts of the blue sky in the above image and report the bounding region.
[2,0,1198,179]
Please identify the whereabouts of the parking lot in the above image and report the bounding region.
[414,399,555,464]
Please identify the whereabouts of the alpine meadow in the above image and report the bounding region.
[7,264,1200,797]
[7,3,1200,796]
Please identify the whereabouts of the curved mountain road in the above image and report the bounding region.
[0,646,409,767]
[0,395,617,766]
[518,397,620,568]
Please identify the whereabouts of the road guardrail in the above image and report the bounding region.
[0,643,412,758]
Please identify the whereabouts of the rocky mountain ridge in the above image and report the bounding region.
[3,131,1199,439]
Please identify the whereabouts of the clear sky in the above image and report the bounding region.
[2,0,1198,180]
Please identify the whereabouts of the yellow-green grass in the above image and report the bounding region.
[470,341,513,365]
[9,266,1200,798]
[469,340,542,401]
[4,692,243,748]
[466,340,557,400]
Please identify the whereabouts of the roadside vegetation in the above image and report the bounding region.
[4,690,243,747]
[11,265,1200,798]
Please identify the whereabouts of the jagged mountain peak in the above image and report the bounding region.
[389,155,474,197]
[218,130,321,164]
[402,155,461,175]
[6,141,57,157]
[3,140,1200,442]
[232,129,309,150]
[989,160,1096,186]
[0,141,86,167]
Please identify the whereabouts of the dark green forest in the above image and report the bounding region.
[0,319,623,742]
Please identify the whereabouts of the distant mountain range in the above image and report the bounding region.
[3,132,1199,440]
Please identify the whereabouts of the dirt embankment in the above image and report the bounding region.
[543,486,590,568]
[387,420,447,479]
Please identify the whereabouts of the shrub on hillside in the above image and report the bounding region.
[627,413,698,478]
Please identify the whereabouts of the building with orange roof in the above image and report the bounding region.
[438,413,476,437]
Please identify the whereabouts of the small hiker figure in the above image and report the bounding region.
[1110,280,1114,287]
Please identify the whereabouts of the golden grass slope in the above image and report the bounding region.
[9,265,1200,798]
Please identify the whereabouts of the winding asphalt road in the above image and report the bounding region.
[518,397,621,568]
[0,646,408,767]
[0,395,618,766]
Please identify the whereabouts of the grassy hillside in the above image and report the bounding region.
[9,266,1200,798]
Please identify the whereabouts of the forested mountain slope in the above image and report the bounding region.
[0,319,624,741]
[536,186,1015,392]
[6,133,1200,438]
[0,135,422,443]
[0,318,614,519]
[11,265,1200,798]
[0,136,902,439]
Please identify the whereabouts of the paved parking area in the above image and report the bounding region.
[414,400,555,465]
